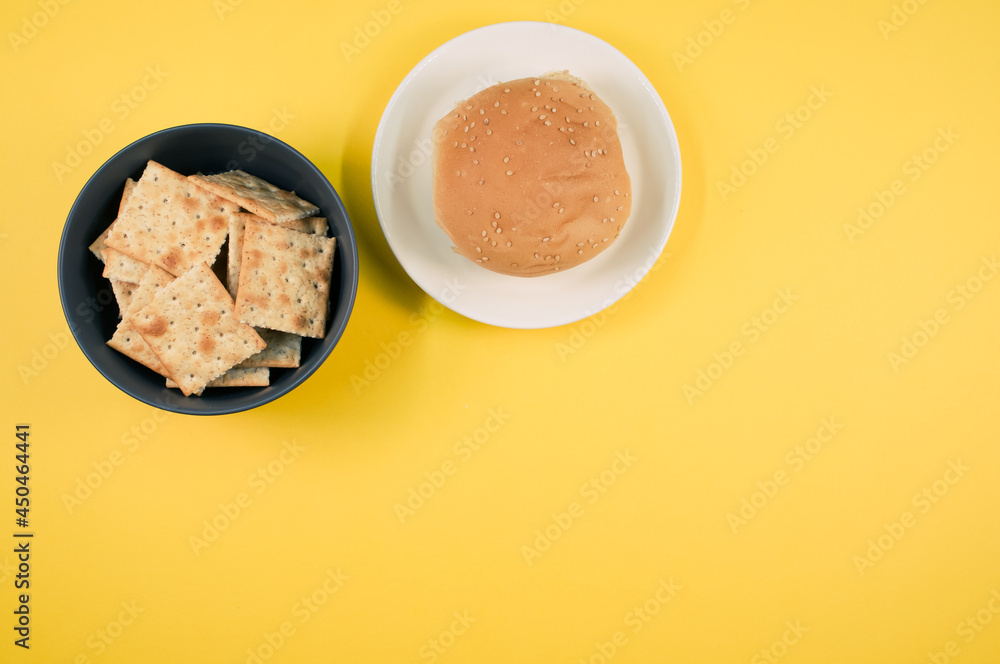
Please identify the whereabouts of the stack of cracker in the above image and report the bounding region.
[90,160,336,396]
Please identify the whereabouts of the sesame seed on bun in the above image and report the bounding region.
[432,72,631,277]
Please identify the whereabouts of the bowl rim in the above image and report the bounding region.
[57,122,359,416]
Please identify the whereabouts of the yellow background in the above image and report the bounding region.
[2,0,999,662]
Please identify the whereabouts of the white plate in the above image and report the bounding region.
[371,21,681,329]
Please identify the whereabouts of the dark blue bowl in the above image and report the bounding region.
[58,123,359,415]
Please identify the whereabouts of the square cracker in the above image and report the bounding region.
[190,170,318,224]
[238,328,301,368]
[89,178,137,261]
[89,229,112,264]
[227,213,327,300]
[123,265,177,318]
[167,366,269,389]
[227,212,263,300]
[235,218,336,338]
[102,248,149,283]
[104,160,238,277]
[108,279,138,317]
[224,218,302,367]
[107,321,169,377]
[106,266,176,377]
[130,263,265,396]
[289,217,328,235]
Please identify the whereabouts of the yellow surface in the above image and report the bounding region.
[2,0,999,662]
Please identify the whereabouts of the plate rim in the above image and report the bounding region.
[371,20,681,329]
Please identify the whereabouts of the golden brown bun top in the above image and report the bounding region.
[432,74,631,277]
